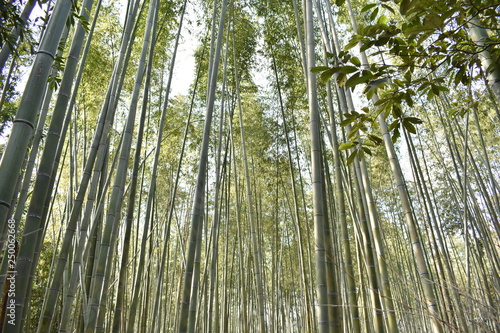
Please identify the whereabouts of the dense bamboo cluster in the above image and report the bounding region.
[0,0,499,331]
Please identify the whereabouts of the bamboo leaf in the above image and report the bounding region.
[423,13,444,30]
[346,72,373,89]
[320,68,338,83]
[347,149,358,164]
[361,3,377,12]
[339,66,359,74]
[405,116,423,124]
[311,66,330,73]
[403,120,417,134]
[344,38,360,51]
[361,146,373,155]
[340,118,356,127]
[350,56,361,66]
[368,134,383,145]
[339,141,356,150]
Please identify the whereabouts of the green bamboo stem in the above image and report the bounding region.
[228,120,249,333]
[322,18,390,332]
[304,0,329,329]
[33,0,99,329]
[324,82,361,332]
[232,30,267,333]
[151,6,197,332]
[321,150,343,331]
[207,31,229,333]
[5,17,77,333]
[0,0,73,240]
[269,45,314,332]
[85,0,158,329]
[46,0,142,328]
[177,0,228,330]
[468,19,500,105]
[0,56,49,293]
[110,9,154,328]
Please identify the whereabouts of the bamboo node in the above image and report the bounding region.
[13,118,35,130]
[0,200,10,208]
[36,49,55,60]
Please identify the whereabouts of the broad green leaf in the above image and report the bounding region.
[320,68,337,83]
[381,3,395,14]
[337,72,347,87]
[340,118,356,127]
[344,38,360,51]
[311,66,330,73]
[427,89,435,101]
[348,126,360,139]
[405,92,414,107]
[368,134,383,145]
[339,66,359,74]
[358,149,365,160]
[403,24,432,36]
[449,108,461,117]
[400,0,413,15]
[403,120,417,134]
[388,119,400,131]
[404,70,412,82]
[405,116,423,124]
[363,140,376,147]
[394,37,406,46]
[431,84,441,96]
[392,127,401,143]
[374,36,391,47]
[370,7,379,21]
[339,142,356,150]
[366,86,377,100]
[346,72,374,89]
[361,3,377,12]
[347,150,358,165]
[417,30,434,46]
[350,56,361,66]
[360,40,375,52]
[423,13,444,30]
[418,81,431,91]
[361,146,373,155]
[436,85,449,92]
[338,50,348,58]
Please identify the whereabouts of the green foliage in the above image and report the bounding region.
[66,1,90,32]
[6,0,499,330]
[312,0,500,159]
[0,99,17,139]
[0,70,19,137]
[47,39,67,90]
[231,6,258,82]
[192,1,258,103]
[76,2,121,125]
[27,241,58,332]
[337,107,384,164]
[0,0,24,49]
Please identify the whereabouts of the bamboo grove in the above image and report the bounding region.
[0,0,499,331]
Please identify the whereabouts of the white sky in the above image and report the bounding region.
[116,0,198,97]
